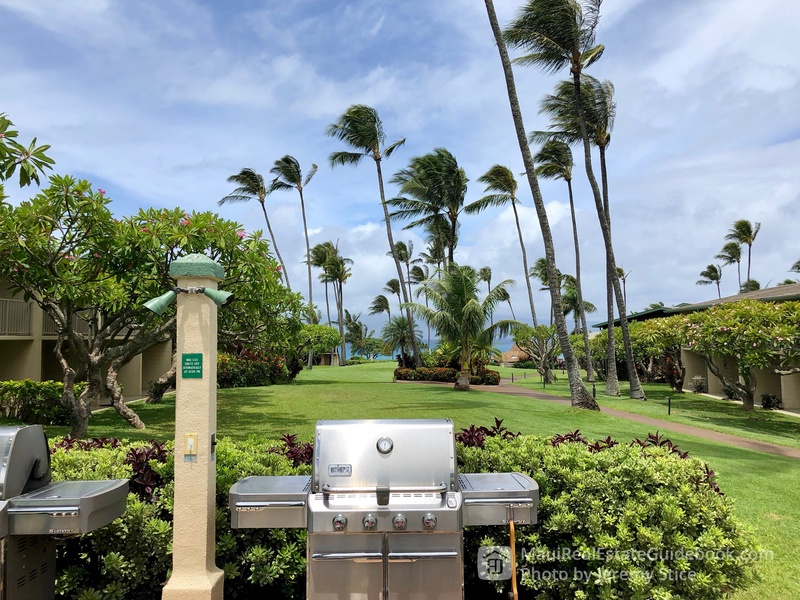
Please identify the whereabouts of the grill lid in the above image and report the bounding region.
[313,419,457,495]
[0,425,51,500]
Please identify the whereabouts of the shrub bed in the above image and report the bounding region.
[394,367,501,385]
[217,351,289,388]
[49,432,758,599]
[0,379,85,425]
[459,433,759,599]
[394,366,459,382]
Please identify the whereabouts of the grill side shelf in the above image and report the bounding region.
[229,475,311,529]
[458,472,539,526]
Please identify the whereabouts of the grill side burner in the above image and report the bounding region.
[230,419,539,600]
[0,425,129,600]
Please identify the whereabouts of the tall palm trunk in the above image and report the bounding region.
[746,243,753,287]
[259,202,291,289]
[511,202,538,326]
[599,144,620,395]
[324,282,332,325]
[334,280,347,364]
[567,179,591,382]
[572,75,643,399]
[299,188,314,369]
[375,160,422,367]
[483,0,597,410]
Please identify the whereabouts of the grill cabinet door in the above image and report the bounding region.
[387,532,463,600]
[307,533,383,599]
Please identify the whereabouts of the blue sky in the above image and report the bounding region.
[2,0,799,337]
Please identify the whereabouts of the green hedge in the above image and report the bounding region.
[394,367,500,385]
[460,436,759,599]
[49,434,758,599]
[394,366,459,382]
[217,352,289,388]
[0,379,85,425]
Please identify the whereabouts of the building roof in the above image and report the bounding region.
[593,282,800,329]
[666,282,800,313]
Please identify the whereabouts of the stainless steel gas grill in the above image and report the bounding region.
[0,425,129,600]
[230,418,539,599]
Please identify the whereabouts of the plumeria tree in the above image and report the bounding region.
[0,113,54,195]
[514,325,559,383]
[0,177,301,436]
[683,300,800,409]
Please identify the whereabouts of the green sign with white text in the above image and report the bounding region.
[181,353,203,379]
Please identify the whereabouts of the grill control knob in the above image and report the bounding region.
[332,514,348,531]
[422,513,437,530]
[392,514,408,530]
[362,514,378,531]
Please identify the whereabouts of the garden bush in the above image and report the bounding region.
[459,434,759,600]
[51,436,309,599]
[48,432,758,600]
[394,366,459,382]
[760,393,783,410]
[0,379,85,425]
[217,351,289,388]
[395,367,499,385]
[512,360,537,370]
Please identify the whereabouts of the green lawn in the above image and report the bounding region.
[42,362,800,599]
[497,366,800,450]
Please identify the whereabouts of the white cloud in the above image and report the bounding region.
[1,0,798,340]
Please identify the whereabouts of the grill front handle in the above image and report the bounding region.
[320,482,448,506]
[311,550,459,563]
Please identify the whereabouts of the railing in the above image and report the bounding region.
[42,313,92,336]
[0,299,32,336]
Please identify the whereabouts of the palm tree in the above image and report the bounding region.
[532,141,592,381]
[326,105,421,366]
[465,165,538,327]
[504,0,644,400]
[497,287,516,320]
[725,220,761,289]
[404,263,518,391]
[529,257,563,325]
[389,240,421,299]
[530,77,616,390]
[381,316,421,368]
[420,221,449,273]
[477,266,493,326]
[343,310,374,357]
[715,241,742,292]
[482,0,597,409]
[531,77,620,394]
[368,294,391,320]
[616,267,630,308]
[310,241,337,325]
[388,148,468,264]
[410,264,432,348]
[697,264,723,298]
[269,155,318,369]
[562,277,596,334]
[219,168,290,288]
[792,260,800,273]
[383,278,402,314]
[325,247,353,365]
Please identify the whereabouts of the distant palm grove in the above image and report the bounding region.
[208,0,797,407]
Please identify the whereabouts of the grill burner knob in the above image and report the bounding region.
[332,514,348,531]
[362,514,378,531]
[422,513,437,530]
[392,514,407,530]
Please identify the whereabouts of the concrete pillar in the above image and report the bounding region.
[162,254,224,600]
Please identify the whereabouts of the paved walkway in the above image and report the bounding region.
[399,379,800,460]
